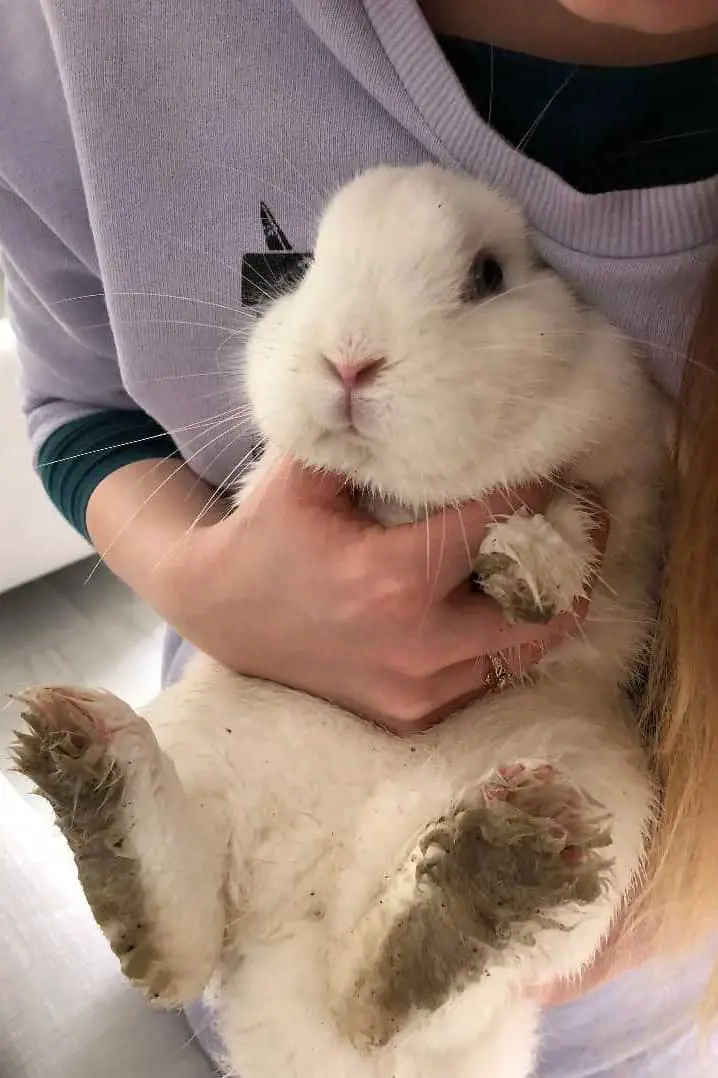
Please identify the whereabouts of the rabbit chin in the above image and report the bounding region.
[261,413,546,518]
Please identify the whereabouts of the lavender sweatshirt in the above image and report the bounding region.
[1,1,717,1075]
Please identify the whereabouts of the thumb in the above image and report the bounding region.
[261,454,380,526]
[260,454,349,508]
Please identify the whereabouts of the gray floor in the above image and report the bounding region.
[0,558,164,806]
[0,563,220,1078]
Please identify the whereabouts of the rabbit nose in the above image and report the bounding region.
[324,356,386,389]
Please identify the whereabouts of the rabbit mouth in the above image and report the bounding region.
[333,389,382,438]
[312,424,376,468]
[312,395,382,451]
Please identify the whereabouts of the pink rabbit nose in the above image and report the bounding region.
[324,355,386,389]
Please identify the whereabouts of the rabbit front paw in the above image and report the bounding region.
[472,502,597,625]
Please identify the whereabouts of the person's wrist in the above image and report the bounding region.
[151,508,271,677]
[151,515,222,627]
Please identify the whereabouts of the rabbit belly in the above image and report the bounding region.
[13,660,651,1078]
[169,665,651,1077]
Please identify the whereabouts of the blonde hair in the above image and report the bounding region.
[640,256,718,1011]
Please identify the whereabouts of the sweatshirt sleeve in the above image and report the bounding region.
[1,182,146,449]
[36,412,181,540]
[0,0,182,538]
[0,185,182,537]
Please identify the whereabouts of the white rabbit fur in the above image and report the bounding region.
[14,165,670,1078]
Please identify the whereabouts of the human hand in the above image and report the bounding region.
[160,457,607,733]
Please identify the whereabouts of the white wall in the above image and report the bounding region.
[0,320,91,594]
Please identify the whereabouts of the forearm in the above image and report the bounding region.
[85,458,227,610]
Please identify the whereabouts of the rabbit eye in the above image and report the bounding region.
[464,253,504,301]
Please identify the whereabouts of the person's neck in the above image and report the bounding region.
[418,0,718,65]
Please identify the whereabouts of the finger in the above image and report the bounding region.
[424,656,499,718]
[267,454,348,506]
[384,481,553,598]
[257,455,377,526]
[428,589,582,667]
[486,638,555,682]
[375,657,496,735]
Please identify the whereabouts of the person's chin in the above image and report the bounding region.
[557,0,718,35]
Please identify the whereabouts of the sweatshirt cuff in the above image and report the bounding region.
[37,410,181,539]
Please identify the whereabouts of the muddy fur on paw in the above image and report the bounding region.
[10,686,174,1002]
[342,763,612,1049]
[472,551,555,624]
[472,510,593,625]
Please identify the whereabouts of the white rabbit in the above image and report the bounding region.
[14,165,669,1078]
